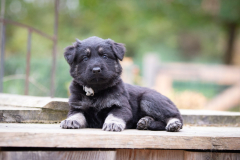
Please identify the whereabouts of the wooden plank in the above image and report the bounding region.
[205,83,240,111]
[0,151,116,160]
[0,124,239,150]
[0,108,67,123]
[212,152,240,160]
[1,94,240,126]
[158,63,240,85]
[184,151,240,160]
[181,109,240,127]
[116,149,135,160]
[0,104,68,123]
[1,107,240,126]
[184,151,212,160]
[116,149,184,160]
[0,93,69,111]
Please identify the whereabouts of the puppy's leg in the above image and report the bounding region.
[60,112,87,129]
[102,99,132,132]
[102,114,126,132]
[139,93,183,132]
[137,116,166,130]
[165,118,182,132]
[136,116,154,130]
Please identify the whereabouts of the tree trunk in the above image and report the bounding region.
[224,23,238,65]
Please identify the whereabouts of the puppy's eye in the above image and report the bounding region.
[83,56,89,61]
[102,54,108,59]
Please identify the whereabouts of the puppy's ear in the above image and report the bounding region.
[64,46,76,64]
[64,39,81,64]
[73,38,81,47]
[108,39,126,61]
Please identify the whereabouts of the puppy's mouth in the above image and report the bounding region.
[87,77,108,84]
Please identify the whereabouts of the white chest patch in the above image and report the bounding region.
[83,86,94,96]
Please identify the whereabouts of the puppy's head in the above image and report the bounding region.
[64,36,125,90]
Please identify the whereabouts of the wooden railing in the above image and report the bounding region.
[155,63,240,110]
[0,0,59,97]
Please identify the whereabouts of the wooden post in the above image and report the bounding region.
[50,0,59,98]
[0,0,5,92]
[25,30,32,95]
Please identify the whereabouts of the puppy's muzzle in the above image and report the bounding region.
[92,67,101,74]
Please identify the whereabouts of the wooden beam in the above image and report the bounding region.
[0,123,239,150]
[1,150,239,160]
[205,83,240,111]
[158,63,240,85]
[0,93,69,111]
[184,151,240,160]
[116,149,183,160]
[0,151,116,160]
[1,94,240,125]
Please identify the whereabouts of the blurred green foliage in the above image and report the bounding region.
[1,0,240,97]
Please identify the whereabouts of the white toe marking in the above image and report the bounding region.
[167,118,181,125]
[167,118,181,127]
[104,114,126,129]
[67,113,87,127]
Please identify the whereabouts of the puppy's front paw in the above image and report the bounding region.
[166,118,182,132]
[60,119,82,129]
[103,114,126,132]
[137,116,154,130]
[102,122,124,132]
[60,113,87,129]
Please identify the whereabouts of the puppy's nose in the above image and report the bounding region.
[92,67,101,74]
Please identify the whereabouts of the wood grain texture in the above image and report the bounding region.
[0,108,67,123]
[184,151,240,160]
[212,152,240,160]
[0,151,116,160]
[1,93,240,126]
[184,151,212,160]
[0,93,69,110]
[181,109,240,127]
[0,123,240,150]
[116,149,184,160]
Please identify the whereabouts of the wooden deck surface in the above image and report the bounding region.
[0,123,239,150]
[1,93,240,126]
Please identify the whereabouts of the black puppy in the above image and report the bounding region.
[60,36,183,132]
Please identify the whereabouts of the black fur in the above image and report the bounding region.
[61,36,183,132]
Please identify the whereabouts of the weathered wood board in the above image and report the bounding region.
[184,151,240,160]
[0,106,68,123]
[0,93,69,110]
[157,63,240,85]
[1,150,239,160]
[0,151,116,160]
[205,82,240,111]
[116,149,184,160]
[181,109,240,127]
[0,123,239,150]
[1,92,240,126]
